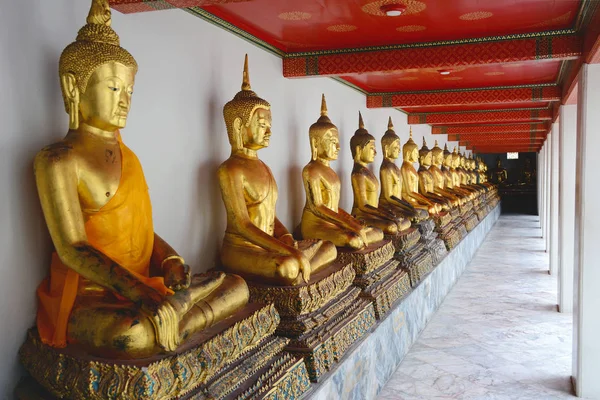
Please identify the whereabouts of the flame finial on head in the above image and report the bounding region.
[242,54,251,91]
[388,116,393,130]
[359,111,365,129]
[321,94,328,116]
[434,140,439,147]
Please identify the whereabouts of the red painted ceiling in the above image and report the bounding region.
[111,0,600,154]
[341,60,562,92]
[202,0,579,52]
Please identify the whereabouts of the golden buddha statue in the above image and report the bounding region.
[417,137,453,211]
[400,129,442,215]
[491,157,508,184]
[451,147,477,199]
[379,118,423,221]
[218,57,336,286]
[32,0,248,359]
[300,95,383,249]
[430,141,462,207]
[350,113,411,234]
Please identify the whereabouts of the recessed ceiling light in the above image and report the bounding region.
[380,4,407,16]
[439,70,451,75]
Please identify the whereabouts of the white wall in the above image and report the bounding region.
[0,1,465,395]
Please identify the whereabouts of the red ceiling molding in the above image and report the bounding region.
[408,108,552,125]
[283,35,581,78]
[432,123,548,135]
[109,0,250,13]
[449,133,546,142]
[367,85,560,109]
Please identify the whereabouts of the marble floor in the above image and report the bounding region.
[376,215,575,400]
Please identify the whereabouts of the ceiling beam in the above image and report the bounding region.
[367,85,560,109]
[408,109,552,125]
[449,133,545,142]
[433,123,548,135]
[283,35,581,78]
[110,0,251,13]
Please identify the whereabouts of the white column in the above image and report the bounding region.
[558,105,577,313]
[539,144,545,231]
[545,133,552,253]
[573,63,600,398]
[549,123,560,276]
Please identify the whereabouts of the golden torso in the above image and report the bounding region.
[222,156,277,237]
[418,167,435,194]
[401,161,420,195]
[430,165,446,189]
[352,165,380,208]
[380,159,403,200]
[304,161,341,213]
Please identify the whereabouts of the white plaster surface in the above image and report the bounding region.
[550,123,560,276]
[377,215,575,400]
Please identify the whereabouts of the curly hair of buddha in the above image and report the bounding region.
[59,0,138,112]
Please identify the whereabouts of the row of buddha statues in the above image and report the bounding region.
[17,1,500,399]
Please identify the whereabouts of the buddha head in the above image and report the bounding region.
[418,137,433,167]
[452,147,461,168]
[223,55,272,153]
[431,140,444,167]
[59,0,138,131]
[381,117,401,161]
[309,94,340,162]
[402,127,419,163]
[443,144,453,168]
[496,156,503,168]
[350,112,376,164]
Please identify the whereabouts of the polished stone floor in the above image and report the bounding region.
[377,215,575,400]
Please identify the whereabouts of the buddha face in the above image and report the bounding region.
[443,154,453,168]
[317,128,340,161]
[432,151,443,166]
[419,151,432,167]
[404,146,418,163]
[78,62,135,131]
[241,107,272,150]
[358,140,376,164]
[384,139,401,160]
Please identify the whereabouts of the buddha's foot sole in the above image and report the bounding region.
[285,298,376,382]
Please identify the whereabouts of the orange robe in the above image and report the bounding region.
[36,138,172,348]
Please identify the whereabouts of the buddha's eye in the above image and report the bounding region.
[108,86,119,92]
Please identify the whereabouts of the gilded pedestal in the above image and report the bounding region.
[247,262,375,382]
[337,240,412,320]
[18,304,311,400]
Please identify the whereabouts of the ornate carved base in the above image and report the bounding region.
[248,262,375,382]
[384,227,420,253]
[396,241,434,287]
[422,236,448,264]
[337,240,396,276]
[433,212,452,229]
[438,226,461,250]
[414,218,436,237]
[285,298,376,382]
[464,212,480,232]
[18,304,311,400]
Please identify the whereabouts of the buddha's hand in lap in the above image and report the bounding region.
[164,260,191,291]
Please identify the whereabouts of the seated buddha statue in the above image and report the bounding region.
[429,141,462,207]
[378,118,423,221]
[442,145,474,201]
[33,0,248,359]
[300,95,384,249]
[350,113,411,234]
[491,157,508,184]
[452,148,478,198]
[401,129,442,215]
[218,57,336,286]
[417,138,453,211]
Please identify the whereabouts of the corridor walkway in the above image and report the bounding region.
[377,215,574,400]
